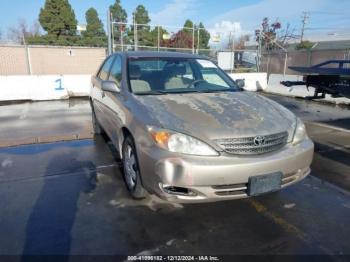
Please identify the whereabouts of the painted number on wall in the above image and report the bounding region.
[55,78,64,91]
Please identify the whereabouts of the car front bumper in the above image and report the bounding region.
[137,138,314,203]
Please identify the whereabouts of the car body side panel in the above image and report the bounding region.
[101,93,127,147]
[91,76,106,128]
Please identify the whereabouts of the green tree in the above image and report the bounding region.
[130,5,152,47]
[110,0,128,50]
[82,8,106,47]
[39,0,78,45]
[197,22,210,49]
[149,26,169,47]
[134,5,150,25]
[110,0,127,23]
[183,20,194,31]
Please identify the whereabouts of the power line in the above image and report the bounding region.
[309,11,349,16]
[305,27,350,31]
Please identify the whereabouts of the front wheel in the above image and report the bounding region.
[122,136,147,199]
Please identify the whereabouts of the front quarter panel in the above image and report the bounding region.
[111,54,162,156]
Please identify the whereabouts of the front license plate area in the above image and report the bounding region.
[248,172,282,196]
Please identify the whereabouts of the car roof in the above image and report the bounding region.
[115,51,208,59]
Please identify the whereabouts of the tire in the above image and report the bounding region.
[122,136,147,199]
[91,103,103,135]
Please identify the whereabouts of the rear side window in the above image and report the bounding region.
[98,56,115,80]
[109,56,122,85]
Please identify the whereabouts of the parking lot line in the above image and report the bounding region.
[0,162,119,184]
[0,133,94,148]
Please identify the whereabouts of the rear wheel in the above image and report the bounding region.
[122,136,147,199]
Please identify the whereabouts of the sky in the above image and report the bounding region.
[1,0,350,42]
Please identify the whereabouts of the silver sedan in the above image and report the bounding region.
[90,51,314,203]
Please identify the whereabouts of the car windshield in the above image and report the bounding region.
[127,57,240,95]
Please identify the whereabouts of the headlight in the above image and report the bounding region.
[293,118,307,145]
[148,126,218,156]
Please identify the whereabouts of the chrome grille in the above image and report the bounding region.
[213,131,288,155]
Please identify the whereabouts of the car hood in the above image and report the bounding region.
[134,91,297,141]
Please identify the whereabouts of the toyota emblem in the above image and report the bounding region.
[254,135,265,146]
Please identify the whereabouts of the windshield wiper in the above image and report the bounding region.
[192,89,238,93]
[165,89,202,94]
[134,90,168,95]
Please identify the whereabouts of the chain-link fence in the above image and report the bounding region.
[107,18,259,73]
[107,15,350,76]
[260,48,350,77]
[110,21,207,53]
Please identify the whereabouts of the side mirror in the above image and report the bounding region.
[236,79,245,89]
[102,80,120,93]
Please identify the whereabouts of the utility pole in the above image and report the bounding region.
[157,26,160,52]
[228,31,233,72]
[300,11,310,43]
[120,28,123,51]
[197,28,200,54]
[133,12,138,51]
[107,10,112,55]
[111,13,114,52]
[257,29,263,72]
[192,24,195,54]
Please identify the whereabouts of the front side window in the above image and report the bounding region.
[109,56,122,85]
[201,68,230,88]
[98,56,115,80]
[127,57,239,94]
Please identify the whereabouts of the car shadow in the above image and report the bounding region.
[21,153,97,258]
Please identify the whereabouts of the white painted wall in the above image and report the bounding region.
[0,75,91,101]
[228,72,268,91]
[1,73,268,101]
[1,73,348,105]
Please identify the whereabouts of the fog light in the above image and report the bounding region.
[161,184,197,196]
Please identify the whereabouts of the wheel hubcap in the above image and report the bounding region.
[124,145,137,189]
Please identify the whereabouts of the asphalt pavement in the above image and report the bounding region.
[0,95,349,259]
